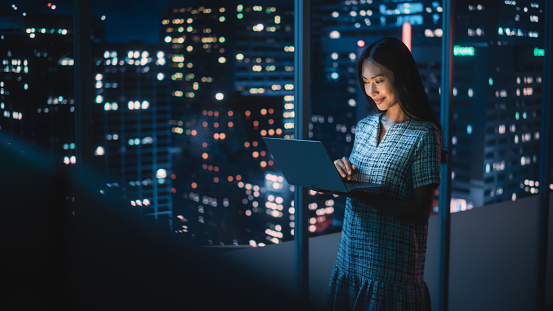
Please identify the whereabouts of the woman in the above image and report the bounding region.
[326,37,442,310]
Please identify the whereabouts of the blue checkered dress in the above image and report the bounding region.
[326,113,441,311]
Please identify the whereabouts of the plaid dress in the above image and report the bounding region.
[326,113,441,311]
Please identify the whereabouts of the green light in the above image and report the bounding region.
[237,13,243,19]
[453,45,475,56]
[534,47,544,56]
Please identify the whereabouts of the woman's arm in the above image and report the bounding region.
[345,184,437,225]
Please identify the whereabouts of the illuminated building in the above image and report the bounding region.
[1,12,173,229]
[91,43,173,228]
[0,13,81,170]
[232,4,295,137]
[449,1,545,207]
[161,3,301,245]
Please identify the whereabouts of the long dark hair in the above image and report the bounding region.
[357,37,441,132]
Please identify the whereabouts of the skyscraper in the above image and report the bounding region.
[1,11,174,230]
[91,43,173,228]
[450,1,545,207]
[162,3,337,245]
[0,13,81,170]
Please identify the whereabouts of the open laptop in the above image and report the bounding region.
[263,137,384,193]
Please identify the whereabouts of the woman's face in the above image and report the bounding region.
[361,59,400,112]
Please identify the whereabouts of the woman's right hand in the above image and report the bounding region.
[334,157,357,181]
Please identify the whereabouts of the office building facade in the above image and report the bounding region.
[0,13,76,165]
[91,43,174,228]
[1,12,174,229]
[162,3,338,245]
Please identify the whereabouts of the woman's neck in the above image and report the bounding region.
[383,106,410,125]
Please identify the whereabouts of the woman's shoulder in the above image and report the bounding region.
[408,120,442,147]
[409,119,440,134]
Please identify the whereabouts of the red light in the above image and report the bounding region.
[402,22,412,51]
[357,40,365,48]
[48,3,52,7]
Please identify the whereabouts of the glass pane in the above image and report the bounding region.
[450,1,545,210]
[162,2,296,246]
[0,4,76,177]
[313,0,548,224]
[8,1,545,250]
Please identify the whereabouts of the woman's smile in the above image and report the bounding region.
[372,97,385,106]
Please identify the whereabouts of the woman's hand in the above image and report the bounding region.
[334,157,357,181]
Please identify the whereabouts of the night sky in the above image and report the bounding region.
[4,0,280,44]
[3,0,186,44]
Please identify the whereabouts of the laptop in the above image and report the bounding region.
[263,137,384,193]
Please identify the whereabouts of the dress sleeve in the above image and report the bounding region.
[412,126,441,189]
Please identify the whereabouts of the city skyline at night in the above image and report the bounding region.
[1,0,551,248]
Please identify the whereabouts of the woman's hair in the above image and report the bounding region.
[357,37,441,131]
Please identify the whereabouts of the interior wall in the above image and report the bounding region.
[425,195,553,311]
